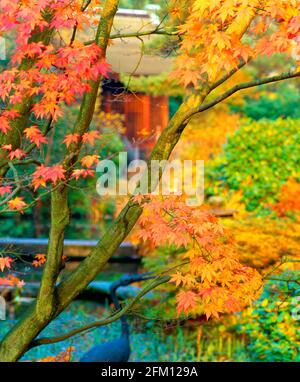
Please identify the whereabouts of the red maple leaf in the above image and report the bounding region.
[63,133,80,148]
[32,164,66,190]
[82,131,100,146]
[71,169,95,180]
[24,126,47,148]
[0,185,12,197]
[8,149,26,160]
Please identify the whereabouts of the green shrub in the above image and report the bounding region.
[231,83,300,120]
[236,272,300,362]
[207,118,300,211]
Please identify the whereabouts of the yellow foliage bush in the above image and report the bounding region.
[224,214,300,271]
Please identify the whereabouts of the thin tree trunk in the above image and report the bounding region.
[0,99,200,361]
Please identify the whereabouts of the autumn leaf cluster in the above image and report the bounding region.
[173,0,300,87]
[135,196,262,319]
[272,178,300,217]
[0,1,112,213]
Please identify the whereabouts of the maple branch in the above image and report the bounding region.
[84,28,178,46]
[0,182,66,215]
[3,118,52,171]
[208,59,250,93]
[262,257,300,280]
[0,163,24,207]
[69,0,92,46]
[36,187,70,316]
[109,12,173,41]
[0,188,20,207]
[29,276,170,349]
[36,0,120,319]
[13,158,42,166]
[125,36,145,89]
[65,5,119,166]
[52,71,300,322]
[110,28,178,39]
[24,117,54,155]
[186,70,300,122]
[266,277,300,285]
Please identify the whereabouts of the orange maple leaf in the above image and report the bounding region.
[32,254,46,268]
[8,149,26,160]
[2,144,12,151]
[71,168,95,180]
[8,197,27,212]
[32,164,66,190]
[63,133,80,148]
[0,274,24,288]
[80,155,99,168]
[82,131,100,146]
[24,126,47,148]
[176,290,198,315]
[0,257,14,272]
[37,347,75,362]
[0,185,12,197]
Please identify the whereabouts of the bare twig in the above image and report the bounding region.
[29,275,170,348]
[184,70,300,124]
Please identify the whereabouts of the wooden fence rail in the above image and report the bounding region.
[0,238,139,262]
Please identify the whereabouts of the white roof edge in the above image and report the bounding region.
[117,8,150,17]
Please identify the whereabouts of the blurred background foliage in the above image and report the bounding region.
[236,274,300,362]
[206,117,300,211]
[0,105,125,238]
[125,48,300,361]
[231,83,300,120]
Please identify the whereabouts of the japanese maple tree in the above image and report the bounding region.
[0,0,299,361]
